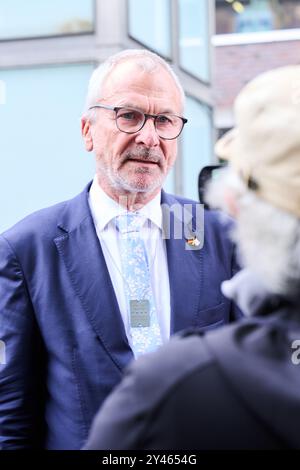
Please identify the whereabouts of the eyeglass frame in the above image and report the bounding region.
[88,104,188,140]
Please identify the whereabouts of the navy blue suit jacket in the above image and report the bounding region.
[0,183,241,449]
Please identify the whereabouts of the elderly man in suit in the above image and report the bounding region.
[85,65,300,450]
[0,49,240,449]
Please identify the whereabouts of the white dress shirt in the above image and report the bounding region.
[88,176,171,348]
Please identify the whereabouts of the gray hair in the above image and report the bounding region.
[205,168,300,296]
[83,49,185,119]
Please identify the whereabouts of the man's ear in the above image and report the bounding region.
[81,118,93,152]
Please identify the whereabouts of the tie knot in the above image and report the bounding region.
[115,213,145,234]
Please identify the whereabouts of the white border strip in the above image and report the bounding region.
[212,28,300,46]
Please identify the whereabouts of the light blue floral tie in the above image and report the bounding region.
[115,213,162,358]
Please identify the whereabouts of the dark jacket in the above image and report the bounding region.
[85,293,300,450]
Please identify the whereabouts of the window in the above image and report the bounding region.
[181,96,212,201]
[178,0,210,82]
[0,63,95,232]
[0,79,5,104]
[0,0,94,40]
[216,0,300,35]
[128,0,171,57]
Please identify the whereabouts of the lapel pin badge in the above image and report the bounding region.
[186,235,201,247]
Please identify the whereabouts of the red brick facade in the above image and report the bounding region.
[214,39,300,125]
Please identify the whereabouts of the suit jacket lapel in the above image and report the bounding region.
[54,184,133,371]
[161,191,203,334]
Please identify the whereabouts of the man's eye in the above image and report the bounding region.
[157,115,171,124]
[119,111,139,121]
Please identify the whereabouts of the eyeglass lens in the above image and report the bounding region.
[116,108,183,139]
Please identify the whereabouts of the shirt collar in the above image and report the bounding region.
[88,176,162,232]
[138,189,162,230]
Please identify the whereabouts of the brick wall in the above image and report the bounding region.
[214,39,300,113]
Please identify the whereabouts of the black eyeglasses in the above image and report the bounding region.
[88,104,188,140]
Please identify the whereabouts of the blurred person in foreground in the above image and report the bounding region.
[0,49,241,449]
[85,65,300,450]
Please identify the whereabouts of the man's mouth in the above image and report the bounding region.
[122,148,162,168]
[126,158,159,165]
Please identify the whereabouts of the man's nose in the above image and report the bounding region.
[135,117,160,147]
